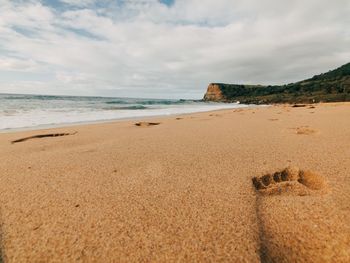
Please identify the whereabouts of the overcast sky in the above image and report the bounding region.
[0,0,349,99]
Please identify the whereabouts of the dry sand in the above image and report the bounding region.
[0,103,349,262]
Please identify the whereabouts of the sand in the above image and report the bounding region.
[0,103,349,262]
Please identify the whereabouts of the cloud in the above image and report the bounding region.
[0,57,41,72]
[0,0,349,98]
[59,0,97,7]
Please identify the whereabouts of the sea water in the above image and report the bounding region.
[0,93,249,131]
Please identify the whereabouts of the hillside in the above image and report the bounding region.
[203,63,350,104]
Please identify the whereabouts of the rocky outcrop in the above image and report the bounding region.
[203,84,225,101]
[202,63,350,104]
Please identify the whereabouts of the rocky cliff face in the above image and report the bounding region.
[203,84,225,101]
[202,63,350,104]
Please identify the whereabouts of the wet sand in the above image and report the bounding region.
[0,103,349,262]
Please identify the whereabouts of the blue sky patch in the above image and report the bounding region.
[160,0,175,6]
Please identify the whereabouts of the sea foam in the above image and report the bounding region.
[0,94,249,131]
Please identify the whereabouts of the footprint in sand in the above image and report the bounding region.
[135,122,160,127]
[252,167,328,196]
[209,114,222,117]
[288,126,318,135]
[251,168,350,263]
[295,126,317,135]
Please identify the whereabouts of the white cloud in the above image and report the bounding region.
[0,0,349,98]
[0,57,41,72]
[59,0,97,7]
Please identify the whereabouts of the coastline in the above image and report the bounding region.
[0,104,259,134]
[0,102,349,262]
[0,97,254,133]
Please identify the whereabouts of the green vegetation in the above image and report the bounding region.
[211,63,350,104]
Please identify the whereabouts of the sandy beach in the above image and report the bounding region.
[0,103,349,262]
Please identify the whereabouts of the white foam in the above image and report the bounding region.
[0,103,249,131]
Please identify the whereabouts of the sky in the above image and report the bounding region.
[0,0,349,99]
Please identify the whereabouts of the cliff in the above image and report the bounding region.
[203,63,350,104]
[203,84,225,101]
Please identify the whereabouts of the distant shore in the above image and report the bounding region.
[0,102,349,262]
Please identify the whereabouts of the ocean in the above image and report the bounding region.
[0,93,249,131]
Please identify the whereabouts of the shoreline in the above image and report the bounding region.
[0,102,349,262]
[0,104,260,134]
